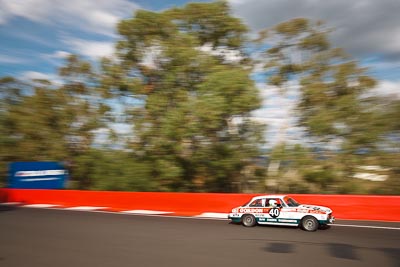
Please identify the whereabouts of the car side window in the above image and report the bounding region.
[249,199,263,207]
[267,198,283,208]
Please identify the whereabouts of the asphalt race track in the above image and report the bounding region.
[1,206,399,267]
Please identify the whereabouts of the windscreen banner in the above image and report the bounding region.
[8,162,68,189]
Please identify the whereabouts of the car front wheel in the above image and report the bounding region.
[242,214,256,227]
[301,216,319,232]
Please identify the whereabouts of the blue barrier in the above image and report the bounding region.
[8,162,68,189]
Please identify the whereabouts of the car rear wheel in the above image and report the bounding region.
[242,214,256,227]
[301,216,319,232]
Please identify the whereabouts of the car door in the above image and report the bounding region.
[277,197,300,225]
[261,197,293,224]
[262,198,281,223]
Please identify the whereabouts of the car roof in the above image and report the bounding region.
[251,195,288,200]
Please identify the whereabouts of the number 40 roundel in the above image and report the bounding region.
[268,208,280,218]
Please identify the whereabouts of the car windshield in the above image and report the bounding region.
[285,197,300,207]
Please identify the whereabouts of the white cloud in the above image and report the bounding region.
[39,50,72,67]
[61,37,114,60]
[0,0,52,24]
[21,71,52,80]
[41,50,71,60]
[0,0,140,36]
[20,71,62,85]
[229,0,400,62]
[51,51,71,59]
[371,80,400,99]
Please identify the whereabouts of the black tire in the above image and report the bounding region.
[301,216,319,232]
[242,214,256,227]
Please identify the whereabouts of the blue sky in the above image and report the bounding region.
[1,0,399,146]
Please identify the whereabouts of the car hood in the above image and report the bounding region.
[298,204,332,214]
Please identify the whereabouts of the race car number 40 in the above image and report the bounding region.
[268,208,280,218]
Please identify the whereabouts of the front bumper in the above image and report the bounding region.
[320,215,335,225]
[228,214,242,223]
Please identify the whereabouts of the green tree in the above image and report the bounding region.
[58,55,110,154]
[0,77,26,185]
[1,79,69,161]
[69,149,155,191]
[370,97,400,194]
[259,18,377,148]
[102,1,264,192]
[258,18,383,184]
[0,78,71,186]
[0,55,110,188]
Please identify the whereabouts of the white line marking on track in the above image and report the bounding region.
[1,202,21,205]
[121,210,173,215]
[195,212,229,219]
[118,213,229,220]
[332,224,400,230]
[65,206,107,211]
[23,204,59,208]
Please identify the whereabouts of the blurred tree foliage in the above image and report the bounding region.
[0,56,109,188]
[101,1,264,192]
[258,18,378,150]
[0,1,264,192]
[1,4,399,194]
[258,18,400,194]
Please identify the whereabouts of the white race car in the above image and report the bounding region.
[228,195,335,231]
